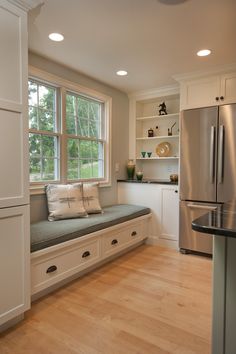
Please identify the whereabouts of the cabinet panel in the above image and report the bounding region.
[181,76,220,110]
[0,110,29,207]
[160,187,179,241]
[0,3,27,111]
[0,205,30,326]
[221,72,236,104]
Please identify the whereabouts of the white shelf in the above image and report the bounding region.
[136,135,179,141]
[136,156,179,160]
[136,112,179,121]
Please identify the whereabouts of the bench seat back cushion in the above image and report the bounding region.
[31,204,151,252]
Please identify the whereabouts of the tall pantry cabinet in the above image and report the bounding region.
[0,0,31,329]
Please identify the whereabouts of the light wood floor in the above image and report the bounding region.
[0,245,212,354]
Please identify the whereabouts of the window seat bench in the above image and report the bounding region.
[30,204,151,297]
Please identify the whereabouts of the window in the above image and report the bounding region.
[28,80,59,182]
[66,92,104,180]
[28,74,111,187]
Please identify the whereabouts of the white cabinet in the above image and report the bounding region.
[118,182,179,248]
[0,0,31,330]
[0,1,29,208]
[159,186,179,241]
[0,206,30,326]
[179,72,236,110]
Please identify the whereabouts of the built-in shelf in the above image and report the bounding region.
[136,112,179,121]
[136,156,179,160]
[136,135,179,141]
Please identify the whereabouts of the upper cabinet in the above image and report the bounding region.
[178,71,236,110]
[0,1,29,208]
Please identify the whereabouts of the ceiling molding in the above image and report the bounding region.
[7,0,44,11]
[173,62,236,83]
[128,84,179,101]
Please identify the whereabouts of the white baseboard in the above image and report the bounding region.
[146,236,178,250]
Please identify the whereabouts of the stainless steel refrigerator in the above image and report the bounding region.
[179,104,236,254]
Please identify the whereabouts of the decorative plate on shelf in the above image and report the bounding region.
[156,142,171,157]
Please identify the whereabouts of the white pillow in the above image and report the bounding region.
[82,183,103,214]
[46,183,88,221]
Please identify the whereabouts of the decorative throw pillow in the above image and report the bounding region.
[82,183,103,214]
[46,183,88,221]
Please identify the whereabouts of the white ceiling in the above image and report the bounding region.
[28,0,236,94]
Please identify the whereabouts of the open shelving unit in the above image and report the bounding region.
[133,92,180,179]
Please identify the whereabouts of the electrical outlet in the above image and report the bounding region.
[115,162,120,173]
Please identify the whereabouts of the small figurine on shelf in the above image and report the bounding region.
[168,122,177,136]
[148,128,154,137]
[159,102,168,115]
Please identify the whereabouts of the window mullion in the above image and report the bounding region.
[60,87,67,184]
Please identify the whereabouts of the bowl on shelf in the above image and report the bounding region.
[156,142,171,157]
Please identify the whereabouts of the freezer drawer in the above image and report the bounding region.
[179,201,221,254]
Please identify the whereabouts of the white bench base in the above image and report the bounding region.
[31,214,151,298]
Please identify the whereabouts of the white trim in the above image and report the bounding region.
[173,62,236,83]
[7,0,44,11]
[128,84,179,100]
[28,66,112,191]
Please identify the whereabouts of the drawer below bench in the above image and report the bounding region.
[31,214,151,296]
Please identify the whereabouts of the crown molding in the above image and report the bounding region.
[7,0,44,11]
[128,84,179,101]
[173,62,236,83]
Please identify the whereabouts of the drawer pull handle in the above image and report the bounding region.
[111,239,118,245]
[131,231,137,237]
[46,265,57,274]
[82,251,90,258]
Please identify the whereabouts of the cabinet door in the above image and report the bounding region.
[220,72,236,104]
[180,76,220,110]
[0,2,27,112]
[160,186,179,241]
[0,205,30,326]
[0,109,29,208]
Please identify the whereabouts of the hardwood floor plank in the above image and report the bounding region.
[0,245,212,354]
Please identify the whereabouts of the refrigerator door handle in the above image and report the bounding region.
[210,126,216,183]
[187,203,218,211]
[218,125,224,184]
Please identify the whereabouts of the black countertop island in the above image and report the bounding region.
[192,201,236,238]
[191,200,236,354]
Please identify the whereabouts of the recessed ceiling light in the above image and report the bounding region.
[49,33,64,42]
[197,49,211,57]
[116,70,128,76]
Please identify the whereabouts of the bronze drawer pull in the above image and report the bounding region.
[111,239,118,245]
[131,231,137,236]
[82,251,90,258]
[46,265,57,274]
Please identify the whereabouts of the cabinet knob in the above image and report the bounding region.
[220,96,224,100]
[82,250,90,258]
[215,97,219,101]
[131,231,137,236]
[111,239,118,245]
[46,265,57,273]
[175,190,178,193]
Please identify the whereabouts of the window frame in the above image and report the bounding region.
[29,66,112,194]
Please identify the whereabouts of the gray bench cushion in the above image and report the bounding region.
[31,204,151,252]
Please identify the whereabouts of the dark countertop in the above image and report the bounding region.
[117,179,178,185]
[192,201,236,238]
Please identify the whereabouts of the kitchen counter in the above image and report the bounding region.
[191,200,236,354]
[192,200,236,238]
[117,179,178,185]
